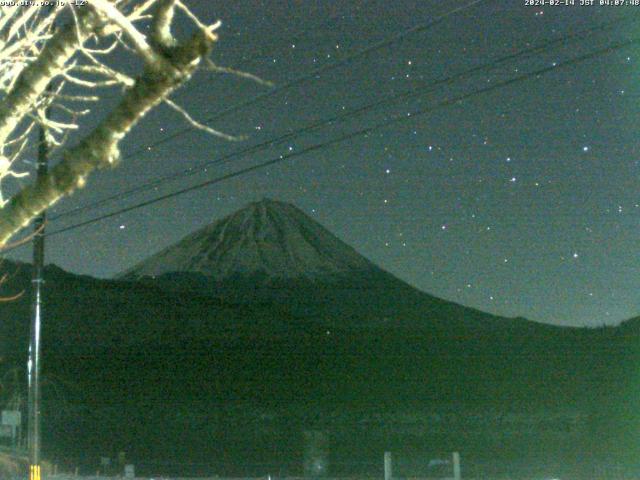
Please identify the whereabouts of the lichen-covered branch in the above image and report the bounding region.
[0,1,235,246]
[0,25,216,245]
[0,8,99,147]
[0,2,164,187]
[90,0,160,65]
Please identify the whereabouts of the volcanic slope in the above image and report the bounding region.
[119,198,537,331]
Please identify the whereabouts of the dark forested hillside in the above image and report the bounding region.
[0,259,637,475]
[0,201,637,475]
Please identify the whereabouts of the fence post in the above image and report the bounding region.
[384,451,393,480]
[452,451,461,480]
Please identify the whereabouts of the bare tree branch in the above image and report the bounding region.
[164,97,243,141]
[90,0,160,65]
[205,58,274,87]
[0,1,241,246]
[0,24,218,244]
[0,7,99,147]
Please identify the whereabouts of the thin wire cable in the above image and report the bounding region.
[50,14,635,222]
[19,1,484,187]
[34,36,640,243]
[174,4,360,100]
[116,0,489,154]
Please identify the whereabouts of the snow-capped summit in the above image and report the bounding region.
[119,198,376,281]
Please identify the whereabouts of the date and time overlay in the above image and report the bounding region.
[527,0,640,6]
[1,0,636,8]
[0,1,86,6]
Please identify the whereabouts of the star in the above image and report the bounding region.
[29,0,639,329]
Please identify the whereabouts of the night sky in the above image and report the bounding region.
[6,0,640,327]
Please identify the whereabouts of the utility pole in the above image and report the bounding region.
[27,12,57,479]
[384,451,393,480]
[28,97,50,480]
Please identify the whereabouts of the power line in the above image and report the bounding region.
[177,5,359,99]
[116,0,489,155]
[35,36,640,243]
[23,1,484,194]
[50,14,634,222]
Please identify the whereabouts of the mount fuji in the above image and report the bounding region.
[0,199,629,472]
[118,198,545,331]
[120,198,380,280]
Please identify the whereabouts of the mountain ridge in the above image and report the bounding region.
[119,198,378,281]
[114,199,549,332]
[0,211,635,472]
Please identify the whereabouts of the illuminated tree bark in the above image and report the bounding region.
[0,1,225,246]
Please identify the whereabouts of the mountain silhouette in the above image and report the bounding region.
[0,200,635,475]
[118,198,547,332]
[120,198,376,280]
